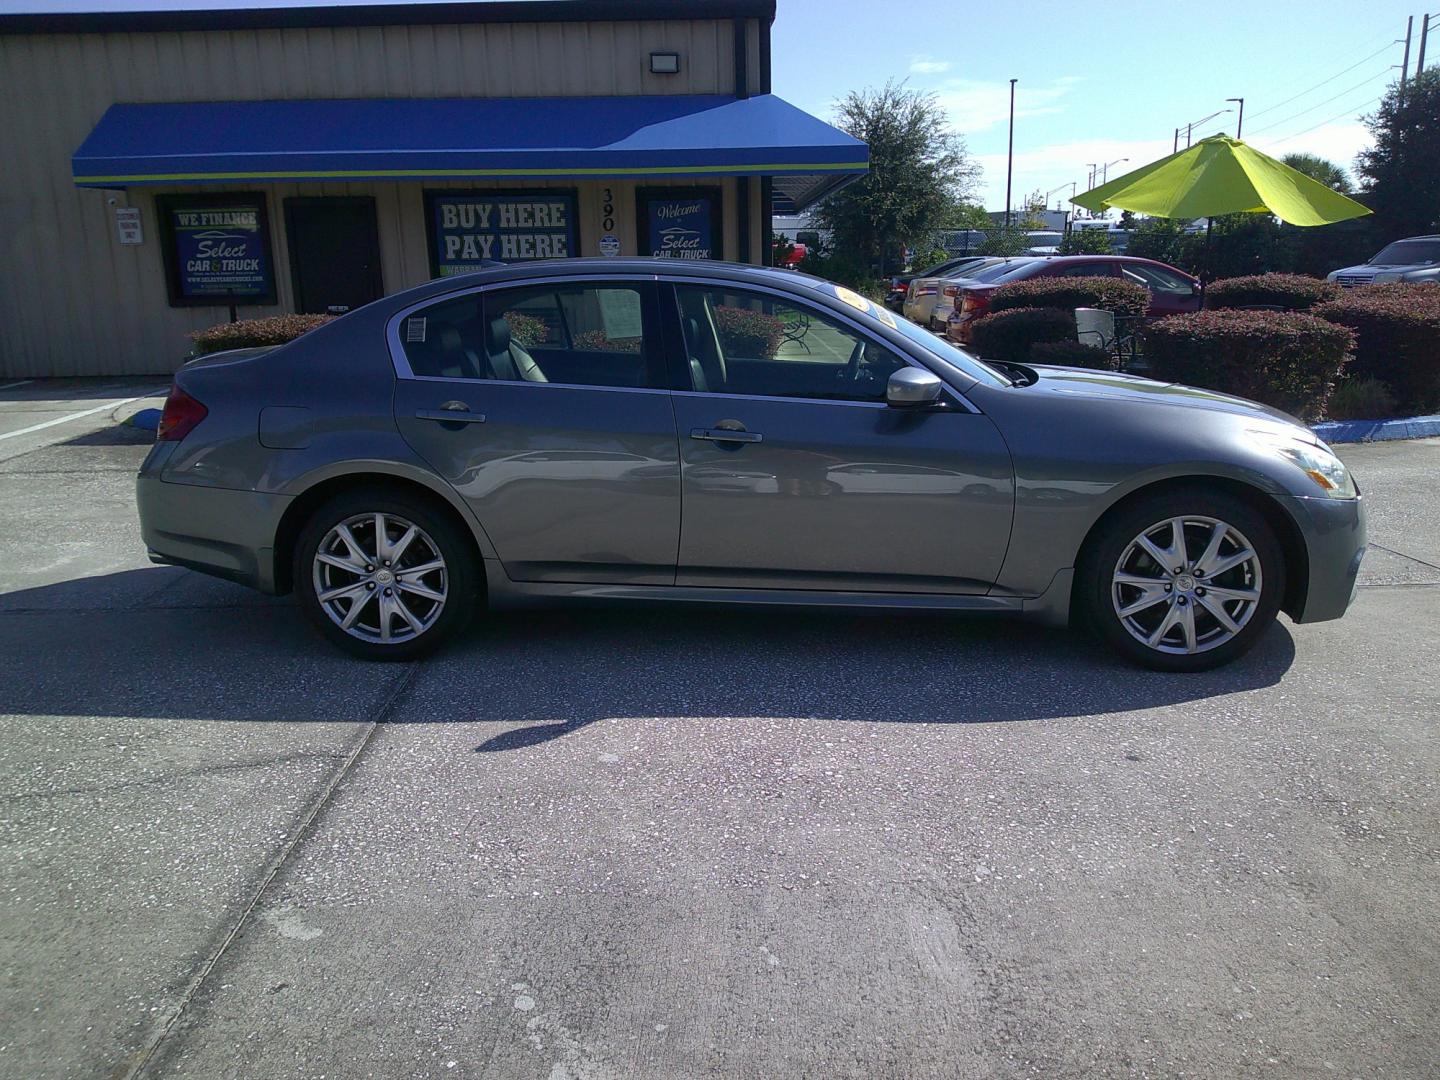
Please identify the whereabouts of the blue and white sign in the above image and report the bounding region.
[428,192,578,275]
[160,195,275,304]
[639,189,721,261]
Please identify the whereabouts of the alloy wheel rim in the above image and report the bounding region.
[312,512,448,644]
[1111,515,1263,655]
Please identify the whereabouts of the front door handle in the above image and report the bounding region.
[416,407,486,424]
[690,427,762,444]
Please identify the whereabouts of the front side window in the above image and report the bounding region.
[399,282,651,388]
[1122,263,1196,295]
[673,286,908,402]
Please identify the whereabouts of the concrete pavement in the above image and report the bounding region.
[0,389,1436,1079]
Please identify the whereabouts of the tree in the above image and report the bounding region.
[1356,70,1440,238]
[1281,153,1353,194]
[1016,190,1049,230]
[814,81,981,277]
[1059,228,1112,255]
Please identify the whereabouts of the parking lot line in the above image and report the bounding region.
[0,396,148,442]
[0,379,35,391]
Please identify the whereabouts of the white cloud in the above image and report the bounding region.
[1249,121,1373,178]
[908,56,952,75]
[931,76,1082,135]
[972,136,1175,214]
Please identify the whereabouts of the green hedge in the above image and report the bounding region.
[989,276,1150,318]
[188,313,333,356]
[1312,284,1440,413]
[1143,310,1353,422]
[1028,339,1120,371]
[1204,273,1340,311]
[968,307,1076,363]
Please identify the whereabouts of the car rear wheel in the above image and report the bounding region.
[294,488,478,660]
[1079,490,1285,672]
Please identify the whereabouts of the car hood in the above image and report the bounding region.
[1334,261,1437,274]
[1025,364,1310,434]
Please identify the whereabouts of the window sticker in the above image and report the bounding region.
[598,289,643,340]
[405,317,427,343]
[832,285,870,312]
[872,305,897,329]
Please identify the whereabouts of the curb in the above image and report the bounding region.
[1312,414,1440,444]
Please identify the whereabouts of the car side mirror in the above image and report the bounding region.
[886,367,945,407]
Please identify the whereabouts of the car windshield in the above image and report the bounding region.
[1370,240,1440,265]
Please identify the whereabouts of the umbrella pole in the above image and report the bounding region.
[1200,216,1214,307]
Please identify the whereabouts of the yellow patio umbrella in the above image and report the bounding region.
[1072,135,1370,226]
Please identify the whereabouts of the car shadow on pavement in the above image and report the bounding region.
[0,568,1296,732]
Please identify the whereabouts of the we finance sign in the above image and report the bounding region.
[428,192,578,274]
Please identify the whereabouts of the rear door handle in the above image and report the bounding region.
[690,427,762,444]
[416,408,486,424]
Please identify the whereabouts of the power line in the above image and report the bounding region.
[1247,39,1398,121]
[1247,67,1396,135]
[1267,95,1383,148]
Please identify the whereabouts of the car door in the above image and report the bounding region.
[390,278,681,585]
[1120,261,1202,315]
[661,280,1014,593]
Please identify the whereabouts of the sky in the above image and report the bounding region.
[771,0,1420,212]
[3,0,1424,213]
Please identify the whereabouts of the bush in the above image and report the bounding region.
[501,310,548,348]
[572,329,641,353]
[188,313,332,356]
[1142,310,1354,421]
[1326,377,1400,421]
[969,307,1076,363]
[1058,229,1113,255]
[1313,284,1440,413]
[1204,273,1341,311]
[713,305,785,359]
[795,249,887,300]
[1028,339,1119,370]
[989,276,1151,318]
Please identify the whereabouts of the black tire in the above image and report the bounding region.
[293,486,479,660]
[1077,488,1286,672]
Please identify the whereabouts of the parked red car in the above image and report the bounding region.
[944,255,1201,344]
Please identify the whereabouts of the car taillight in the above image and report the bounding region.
[157,384,208,442]
[960,294,980,313]
[942,285,959,297]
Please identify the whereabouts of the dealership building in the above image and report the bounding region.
[0,0,867,377]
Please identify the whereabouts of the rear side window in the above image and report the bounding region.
[398,282,656,388]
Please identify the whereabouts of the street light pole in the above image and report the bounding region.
[1226,97,1245,139]
[1173,127,1180,154]
[1004,78,1017,228]
[1086,163,1097,189]
[1101,157,1128,183]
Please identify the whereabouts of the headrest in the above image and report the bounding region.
[488,317,511,353]
[436,324,463,351]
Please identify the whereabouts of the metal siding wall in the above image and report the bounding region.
[0,18,750,377]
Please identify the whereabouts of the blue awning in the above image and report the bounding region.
[72,93,866,207]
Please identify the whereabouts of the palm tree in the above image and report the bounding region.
[1281,153,1353,195]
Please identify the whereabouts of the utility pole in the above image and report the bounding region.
[1227,97,1245,139]
[1086,163,1097,189]
[1004,78,1017,228]
[1401,15,1414,93]
[1173,127,1181,153]
[1419,13,1432,73]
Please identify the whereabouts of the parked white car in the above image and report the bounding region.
[1327,235,1440,287]
[903,257,1003,328]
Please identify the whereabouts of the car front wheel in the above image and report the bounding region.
[1080,490,1285,672]
[294,488,478,660]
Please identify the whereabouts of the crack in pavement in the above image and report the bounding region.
[3,751,349,802]
[110,660,425,1080]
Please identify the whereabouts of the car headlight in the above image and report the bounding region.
[1251,431,1357,498]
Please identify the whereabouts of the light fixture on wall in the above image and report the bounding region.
[649,51,680,74]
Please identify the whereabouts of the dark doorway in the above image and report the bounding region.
[284,197,383,314]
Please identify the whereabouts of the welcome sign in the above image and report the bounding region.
[638,187,722,261]
[428,192,578,275]
[157,194,275,306]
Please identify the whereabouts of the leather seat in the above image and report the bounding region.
[485,317,547,383]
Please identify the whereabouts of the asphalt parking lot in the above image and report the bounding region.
[1,380,1437,1080]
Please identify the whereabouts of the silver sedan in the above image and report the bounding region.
[138,259,1365,671]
